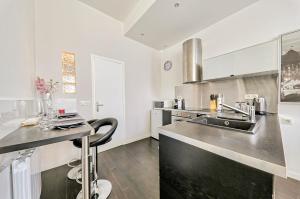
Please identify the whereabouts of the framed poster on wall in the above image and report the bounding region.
[280,30,300,102]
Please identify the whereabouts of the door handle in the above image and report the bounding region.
[96,102,104,112]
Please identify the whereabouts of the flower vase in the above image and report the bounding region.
[39,92,56,130]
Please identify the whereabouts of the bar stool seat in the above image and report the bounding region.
[68,118,118,199]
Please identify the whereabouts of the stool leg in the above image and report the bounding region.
[92,147,98,184]
[95,147,98,176]
[82,136,90,199]
[76,146,112,199]
[94,147,112,199]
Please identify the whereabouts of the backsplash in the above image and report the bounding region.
[0,100,36,123]
[0,100,36,140]
[175,74,278,113]
[0,99,37,169]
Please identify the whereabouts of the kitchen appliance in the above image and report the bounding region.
[151,110,172,139]
[216,93,224,112]
[254,97,267,115]
[174,97,185,109]
[171,110,198,123]
[183,38,203,83]
[153,100,174,109]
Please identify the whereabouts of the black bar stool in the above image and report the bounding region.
[68,118,118,199]
[67,119,98,180]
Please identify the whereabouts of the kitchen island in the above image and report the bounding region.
[0,122,94,199]
[158,114,285,199]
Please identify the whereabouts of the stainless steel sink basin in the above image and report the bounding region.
[189,114,260,134]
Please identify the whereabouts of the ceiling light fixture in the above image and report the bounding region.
[174,3,180,8]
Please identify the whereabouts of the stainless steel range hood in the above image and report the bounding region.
[183,38,202,83]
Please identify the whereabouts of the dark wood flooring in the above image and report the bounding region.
[41,138,159,199]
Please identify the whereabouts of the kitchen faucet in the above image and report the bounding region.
[219,103,256,123]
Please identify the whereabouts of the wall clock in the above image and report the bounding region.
[163,60,173,71]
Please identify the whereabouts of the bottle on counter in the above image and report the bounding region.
[177,96,182,109]
[174,96,185,110]
[174,99,178,109]
[216,93,224,112]
[210,94,217,111]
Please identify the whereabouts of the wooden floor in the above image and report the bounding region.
[41,138,159,199]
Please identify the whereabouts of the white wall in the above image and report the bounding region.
[0,0,36,190]
[160,47,183,99]
[161,0,300,180]
[35,0,161,171]
[0,0,36,99]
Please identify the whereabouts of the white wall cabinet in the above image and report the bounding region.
[203,40,279,80]
[234,40,278,76]
[203,53,235,80]
[151,109,162,139]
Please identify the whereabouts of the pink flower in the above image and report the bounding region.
[35,77,48,95]
[35,77,59,95]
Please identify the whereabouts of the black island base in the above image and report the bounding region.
[159,134,273,199]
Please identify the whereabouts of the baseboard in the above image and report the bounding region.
[40,142,81,172]
[98,134,151,152]
[124,134,151,145]
[42,134,151,171]
[287,170,300,181]
[97,140,123,152]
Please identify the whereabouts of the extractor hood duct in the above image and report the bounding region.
[183,38,202,83]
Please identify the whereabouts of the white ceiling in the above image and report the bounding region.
[125,0,259,50]
[78,0,259,50]
[78,0,139,21]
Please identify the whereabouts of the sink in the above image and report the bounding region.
[189,114,260,134]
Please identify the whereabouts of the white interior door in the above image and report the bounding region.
[91,55,126,150]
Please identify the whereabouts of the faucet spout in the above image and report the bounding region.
[220,103,250,116]
[220,103,256,123]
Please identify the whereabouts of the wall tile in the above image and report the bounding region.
[175,75,278,113]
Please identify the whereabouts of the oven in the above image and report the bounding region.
[171,116,191,123]
[171,110,198,123]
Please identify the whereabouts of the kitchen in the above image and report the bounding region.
[1,0,300,198]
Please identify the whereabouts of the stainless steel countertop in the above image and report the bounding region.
[154,107,212,114]
[0,122,93,154]
[158,114,286,177]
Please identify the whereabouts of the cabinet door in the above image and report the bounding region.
[160,135,273,199]
[151,109,162,139]
[203,53,235,80]
[234,40,279,75]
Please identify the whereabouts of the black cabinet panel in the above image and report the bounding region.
[162,110,172,126]
[159,134,273,199]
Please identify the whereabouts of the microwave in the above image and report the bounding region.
[153,100,174,108]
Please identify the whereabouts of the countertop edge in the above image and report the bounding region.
[0,130,91,154]
[0,122,94,155]
[153,107,207,113]
[159,128,286,178]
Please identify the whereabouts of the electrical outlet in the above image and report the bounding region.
[245,94,259,100]
[279,115,293,125]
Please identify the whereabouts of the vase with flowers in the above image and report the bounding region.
[35,77,59,129]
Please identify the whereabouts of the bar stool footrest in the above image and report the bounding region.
[67,165,81,180]
[76,179,112,199]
